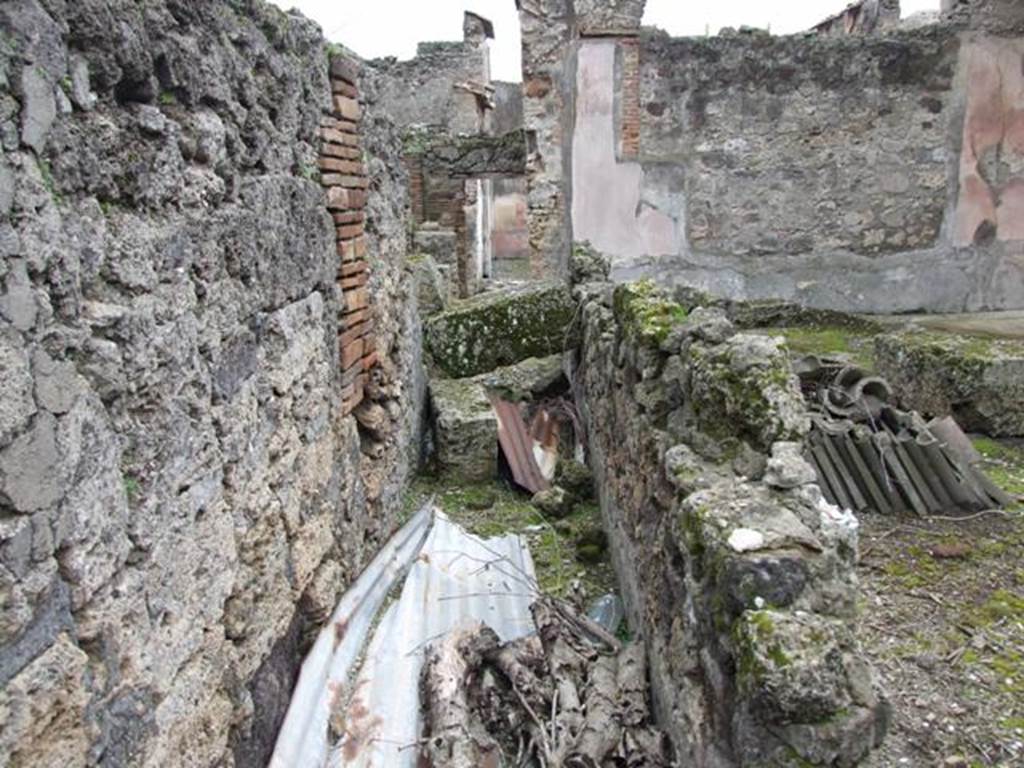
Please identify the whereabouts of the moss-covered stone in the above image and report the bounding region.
[875,331,1024,437]
[424,282,579,378]
[613,279,689,347]
[429,378,498,481]
[689,334,810,451]
[734,609,851,725]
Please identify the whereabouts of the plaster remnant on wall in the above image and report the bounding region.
[572,41,679,261]
[953,37,1024,246]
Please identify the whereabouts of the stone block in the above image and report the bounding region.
[424,282,579,378]
[875,331,1024,437]
[430,378,498,481]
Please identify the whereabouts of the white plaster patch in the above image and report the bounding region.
[727,528,765,553]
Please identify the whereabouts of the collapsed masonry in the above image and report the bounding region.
[1,0,1023,767]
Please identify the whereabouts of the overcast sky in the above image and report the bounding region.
[273,0,942,82]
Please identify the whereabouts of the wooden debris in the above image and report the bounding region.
[419,597,671,767]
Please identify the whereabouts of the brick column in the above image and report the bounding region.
[619,38,640,161]
[322,54,377,416]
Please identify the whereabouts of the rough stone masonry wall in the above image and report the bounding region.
[0,2,420,767]
[570,12,1024,313]
[573,275,888,766]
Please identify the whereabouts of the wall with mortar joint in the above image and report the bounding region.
[569,20,1024,313]
[0,1,423,766]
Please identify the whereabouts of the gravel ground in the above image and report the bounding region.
[858,440,1024,767]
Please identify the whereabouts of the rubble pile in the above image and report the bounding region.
[420,598,671,768]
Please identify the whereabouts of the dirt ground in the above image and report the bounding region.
[858,439,1024,768]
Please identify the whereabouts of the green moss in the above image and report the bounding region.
[402,475,616,600]
[612,280,688,346]
[972,437,1024,504]
[158,90,177,106]
[424,283,579,378]
[757,325,876,369]
[123,475,140,503]
[36,158,61,203]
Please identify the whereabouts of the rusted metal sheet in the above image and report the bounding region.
[491,394,550,494]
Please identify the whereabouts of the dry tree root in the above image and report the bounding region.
[419,597,671,768]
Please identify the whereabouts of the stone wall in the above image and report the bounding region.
[567,19,1024,313]
[572,273,888,766]
[0,2,421,766]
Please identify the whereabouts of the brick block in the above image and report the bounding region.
[322,142,361,160]
[362,350,379,370]
[321,174,369,189]
[340,337,364,369]
[344,286,369,313]
[341,357,363,385]
[330,55,359,86]
[337,239,357,261]
[333,211,365,225]
[325,186,350,210]
[343,307,371,327]
[320,126,359,147]
[332,95,361,122]
[336,223,364,240]
[339,260,368,278]
[318,157,365,175]
[340,321,369,348]
[354,236,367,258]
[332,80,358,98]
[346,189,367,209]
[321,117,357,133]
[340,271,369,290]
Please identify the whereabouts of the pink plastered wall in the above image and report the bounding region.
[954,37,1024,246]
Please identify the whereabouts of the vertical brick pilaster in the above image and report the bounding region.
[453,186,470,299]
[619,38,641,161]
[324,54,377,417]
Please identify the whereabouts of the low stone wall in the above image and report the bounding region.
[573,275,889,766]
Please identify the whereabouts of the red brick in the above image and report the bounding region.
[321,173,368,189]
[362,350,379,370]
[340,271,369,290]
[325,186,350,210]
[322,142,361,160]
[320,126,359,147]
[332,80,358,98]
[333,211,365,225]
[354,236,367,258]
[337,239,357,261]
[340,321,369,347]
[342,307,371,327]
[318,157,365,175]
[346,189,367,209]
[340,337,364,369]
[329,55,359,86]
[344,286,369,313]
[321,117,357,133]
[332,95,361,122]
[336,223,364,240]
[339,260,368,278]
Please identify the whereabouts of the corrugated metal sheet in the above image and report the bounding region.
[331,511,538,767]
[491,394,550,493]
[269,504,433,768]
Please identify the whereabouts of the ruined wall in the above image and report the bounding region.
[0,2,420,766]
[573,274,888,766]
[811,0,902,36]
[570,21,1024,313]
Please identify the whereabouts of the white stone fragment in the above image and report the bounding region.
[727,528,765,552]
